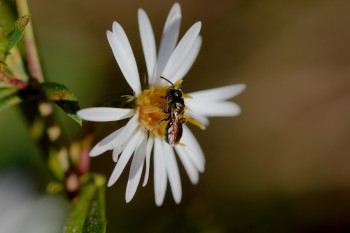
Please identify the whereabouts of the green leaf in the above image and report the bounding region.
[39,82,82,125]
[0,35,7,55]
[63,174,107,233]
[0,92,22,111]
[4,46,30,82]
[5,14,31,58]
[0,87,17,99]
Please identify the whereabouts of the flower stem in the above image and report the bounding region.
[15,0,44,83]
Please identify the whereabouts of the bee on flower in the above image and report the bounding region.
[77,3,245,206]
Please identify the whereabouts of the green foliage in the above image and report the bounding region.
[0,89,22,110]
[4,13,31,58]
[63,174,107,233]
[0,35,7,55]
[3,45,30,83]
[39,82,82,125]
[47,148,67,180]
[0,87,17,99]
[0,13,31,111]
[2,2,107,232]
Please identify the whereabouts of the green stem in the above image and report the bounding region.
[15,0,44,83]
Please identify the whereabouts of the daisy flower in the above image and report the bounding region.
[78,3,245,206]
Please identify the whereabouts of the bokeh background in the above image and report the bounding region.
[1,0,350,232]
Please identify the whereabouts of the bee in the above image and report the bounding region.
[159,76,187,146]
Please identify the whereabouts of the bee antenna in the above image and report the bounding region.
[160,76,175,88]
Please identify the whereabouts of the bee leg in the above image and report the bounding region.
[162,104,171,114]
[151,115,171,135]
[158,115,171,125]
[163,108,170,114]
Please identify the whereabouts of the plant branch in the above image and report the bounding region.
[15,0,43,83]
[11,0,92,199]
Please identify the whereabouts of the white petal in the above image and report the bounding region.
[112,123,138,162]
[111,112,140,162]
[175,146,199,184]
[153,137,167,206]
[163,142,182,203]
[138,9,157,84]
[185,107,209,127]
[107,129,143,187]
[112,22,135,62]
[77,107,134,122]
[170,35,202,83]
[153,3,182,84]
[188,84,246,102]
[88,111,139,157]
[181,126,205,172]
[142,136,154,187]
[112,22,140,82]
[163,3,181,42]
[161,22,201,85]
[187,101,241,117]
[89,126,125,157]
[107,27,141,94]
[125,132,147,202]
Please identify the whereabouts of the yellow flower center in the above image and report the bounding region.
[136,80,205,140]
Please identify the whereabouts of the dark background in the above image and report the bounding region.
[1,0,350,232]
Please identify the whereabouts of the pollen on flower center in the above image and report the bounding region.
[137,85,170,138]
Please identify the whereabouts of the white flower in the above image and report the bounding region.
[78,3,245,206]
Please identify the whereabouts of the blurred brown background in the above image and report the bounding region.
[1,0,350,232]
